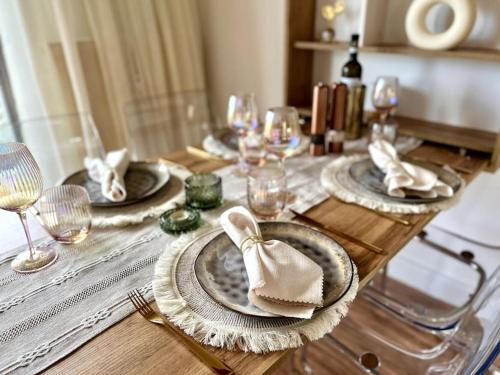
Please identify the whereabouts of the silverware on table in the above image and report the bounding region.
[127,289,234,375]
[290,209,387,255]
[186,146,231,163]
[347,203,411,226]
[409,156,473,174]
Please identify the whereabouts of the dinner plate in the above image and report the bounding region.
[62,161,170,207]
[193,222,354,318]
[348,158,462,204]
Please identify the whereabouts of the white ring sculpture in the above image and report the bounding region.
[405,0,476,50]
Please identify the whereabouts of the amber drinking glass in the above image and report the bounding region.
[0,143,58,273]
[37,185,92,244]
[247,164,287,220]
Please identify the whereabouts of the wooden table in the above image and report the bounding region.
[44,143,489,375]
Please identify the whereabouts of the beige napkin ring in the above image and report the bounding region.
[240,235,266,253]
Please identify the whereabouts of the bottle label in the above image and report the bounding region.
[340,77,362,87]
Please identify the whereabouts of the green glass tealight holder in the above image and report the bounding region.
[159,207,201,234]
[185,173,223,210]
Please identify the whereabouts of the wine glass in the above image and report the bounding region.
[263,107,302,163]
[371,76,399,123]
[227,93,259,169]
[0,143,58,273]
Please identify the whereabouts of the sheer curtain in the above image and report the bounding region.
[10,0,207,183]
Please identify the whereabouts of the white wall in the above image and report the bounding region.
[313,0,500,132]
[196,0,287,127]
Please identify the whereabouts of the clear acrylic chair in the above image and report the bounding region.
[123,90,213,160]
[288,266,500,375]
[365,231,487,331]
[9,113,105,186]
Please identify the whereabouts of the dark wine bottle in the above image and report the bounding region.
[341,34,362,87]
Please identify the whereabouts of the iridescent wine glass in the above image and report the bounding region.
[227,93,259,171]
[371,76,399,123]
[0,143,58,273]
[263,107,302,164]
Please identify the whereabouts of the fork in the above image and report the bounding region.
[127,289,234,375]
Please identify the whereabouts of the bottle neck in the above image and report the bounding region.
[348,46,358,60]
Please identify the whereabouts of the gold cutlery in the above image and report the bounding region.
[127,289,234,375]
[290,209,387,255]
[346,203,411,226]
[186,146,231,163]
[408,156,473,174]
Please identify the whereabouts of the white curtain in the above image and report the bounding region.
[6,0,207,184]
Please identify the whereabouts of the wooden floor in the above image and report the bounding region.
[275,274,498,375]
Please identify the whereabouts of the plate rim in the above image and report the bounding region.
[61,160,170,208]
[348,157,462,204]
[192,221,355,319]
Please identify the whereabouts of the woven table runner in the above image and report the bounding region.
[0,153,335,374]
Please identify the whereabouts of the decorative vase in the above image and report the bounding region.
[405,0,476,50]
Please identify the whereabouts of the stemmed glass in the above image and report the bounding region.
[371,76,399,123]
[0,143,58,273]
[227,93,259,170]
[263,107,302,164]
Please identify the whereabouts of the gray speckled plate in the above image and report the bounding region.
[62,161,170,207]
[349,158,462,204]
[194,222,354,318]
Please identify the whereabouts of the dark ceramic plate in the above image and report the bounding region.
[349,158,462,204]
[193,222,354,318]
[62,161,170,207]
[214,128,239,151]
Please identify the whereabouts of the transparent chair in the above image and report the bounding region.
[365,232,487,331]
[286,266,500,375]
[11,113,105,186]
[123,90,213,160]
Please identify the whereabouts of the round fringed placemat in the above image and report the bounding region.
[202,134,421,161]
[152,227,358,354]
[91,161,192,228]
[320,155,466,214]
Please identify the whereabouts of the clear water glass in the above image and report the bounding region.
[370,120,399,144]
[240,131,266,167]
[0,143,58,273]
[371,76,400,122]
[247,164,287,220]
[37,185,92,244]
[263,107,302,161]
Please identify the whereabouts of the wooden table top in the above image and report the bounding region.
[44,143,489,375]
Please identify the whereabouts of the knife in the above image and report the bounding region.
[290,209,386,255]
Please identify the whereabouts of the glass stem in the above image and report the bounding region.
[18,210,36,260]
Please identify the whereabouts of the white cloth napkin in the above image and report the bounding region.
[220,206,324,319]
[368,140,453,198]
[84,149,130,202]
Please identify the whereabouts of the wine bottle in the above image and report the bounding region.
[341,34,362,87]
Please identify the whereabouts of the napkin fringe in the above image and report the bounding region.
[153,228,359,354]
[321,155,466,214]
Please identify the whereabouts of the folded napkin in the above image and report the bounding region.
[220,206,324,319]
[368,140,453,199]
[84,149,130,202]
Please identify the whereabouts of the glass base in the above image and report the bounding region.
[11,246,58,273]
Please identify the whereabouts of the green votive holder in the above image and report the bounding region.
[185,173,223,210]
[159,207,201,234]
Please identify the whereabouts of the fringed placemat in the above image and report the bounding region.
[91,162,191,228]
[152,228,358,354]
[321,155,465,214]
[203,134,422,161]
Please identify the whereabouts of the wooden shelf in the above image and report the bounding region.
[294,41,500,62]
